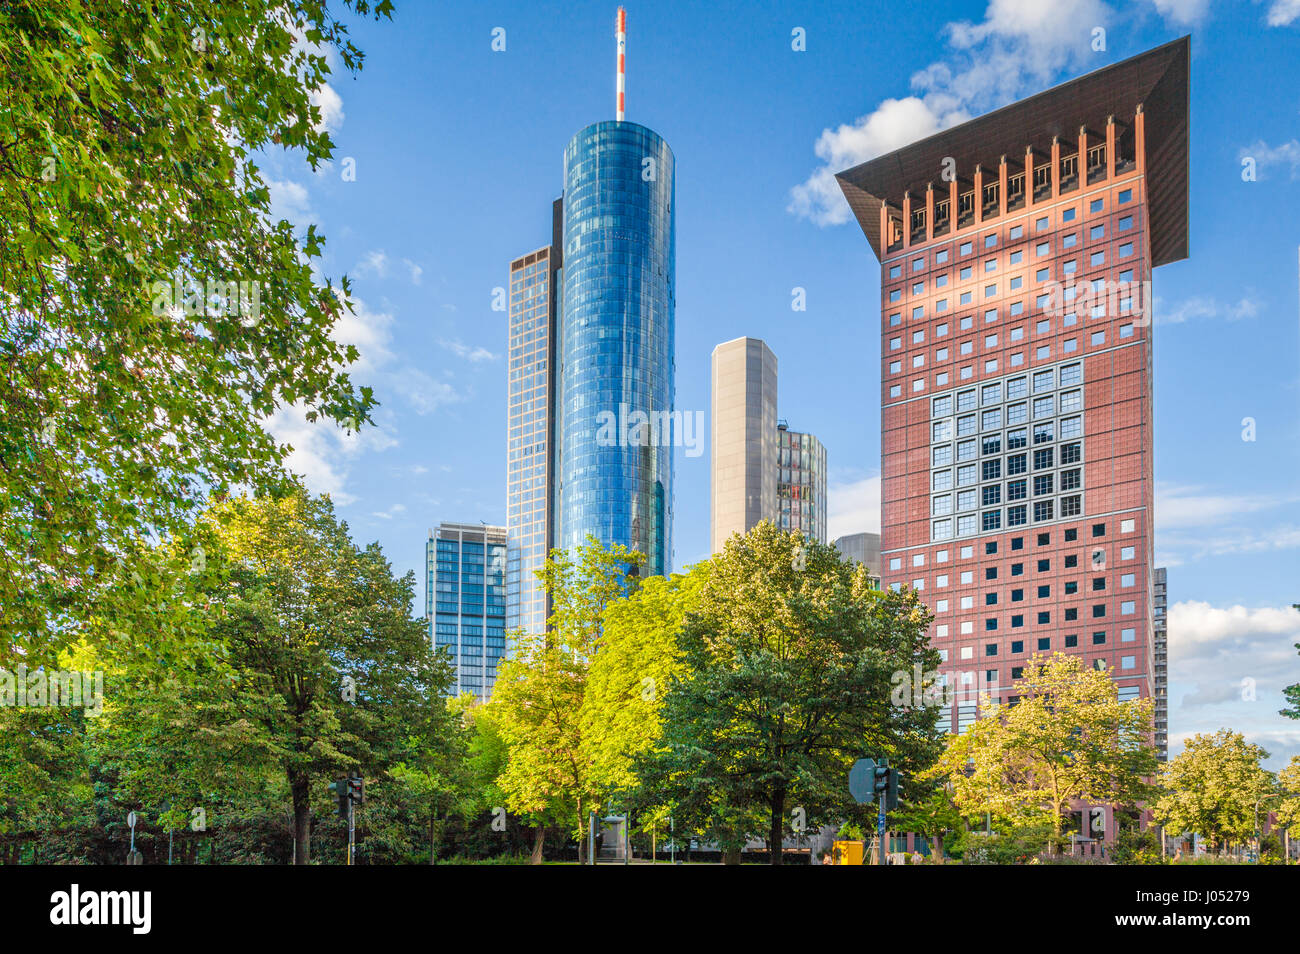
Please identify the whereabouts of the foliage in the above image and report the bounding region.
[931,652,1158,852]
[0,489,462,865]
[962,824,1055,865]
[580,571,700,803]
[1110,828,1164,865]
[1152,729,1274,854]
[490,536,643,862]
[0,0,392,665]
[1277,754,1300,841]
[636,522,942,865]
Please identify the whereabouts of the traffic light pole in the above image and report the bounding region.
[347,796,355,866]
[877,795,887,866]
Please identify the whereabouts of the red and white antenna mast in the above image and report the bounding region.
[615,6,627,121]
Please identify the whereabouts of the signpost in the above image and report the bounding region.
[849,757,899,866]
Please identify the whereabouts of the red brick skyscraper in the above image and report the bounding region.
[836,39,1188,741]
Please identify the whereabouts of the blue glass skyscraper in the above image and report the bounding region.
[557,121,675,576]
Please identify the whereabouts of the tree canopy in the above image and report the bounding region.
[0,0,391,665]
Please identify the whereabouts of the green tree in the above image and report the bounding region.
[195,490,455,864]
[491,536,643,863]
[1276,755,1300,856]
[581,571,700,799]
[639,522,941,865]
[0,0,393,666]
[889,785,964,860]
[1152,729,1273,855]
[932,652,1158,853]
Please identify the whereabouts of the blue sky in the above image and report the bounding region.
[261,0,1300,766]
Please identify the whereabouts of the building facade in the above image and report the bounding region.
[776,423,827,542]
[427,523,508,700]
[833,531,882,581]
[506,200,563,638]
[836,39,1188,738]
[558,120,676,578]
[710,336,778,552]
[709,336,828,550]
[1153,566,1168,761]
[505,118,677,634]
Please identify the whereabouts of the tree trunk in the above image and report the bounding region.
[769,783,786,866]
[722,846,742,865]
[530,825,545,865]
[290,769,311,865]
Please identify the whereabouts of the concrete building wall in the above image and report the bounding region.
[710,337,777,553]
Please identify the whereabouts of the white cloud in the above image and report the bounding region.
[1156,483,1295,529]
[1267,0,1300,26]
[828,473,882,540]
[1169,600,1300,653]
[310,82,345,133]
[1162,524,1300,561]
[332,298,395,375]
[790,0,1112,225]
[438,338,499,363]
[263,294,465,503]
[1150,0,1211,24]
[267,178,313,224]
[1240,138,1300,179]
[401,258,424,285]
[354,250,390,280]
[264,402,397,507]
[1155,294,1261,325]
[789,98,960,226]
[1165,600,1300,767]
[388,367,464,415]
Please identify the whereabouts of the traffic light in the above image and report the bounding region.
[328,777,348,818]
[348,776,364,805]
[872,764,900,811]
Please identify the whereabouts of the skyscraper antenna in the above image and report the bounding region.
[615,7,626,121]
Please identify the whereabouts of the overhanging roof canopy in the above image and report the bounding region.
[835,36,1189,267]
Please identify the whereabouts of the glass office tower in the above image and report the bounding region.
[558,120,675,576]
[428,523,508,700]
[506,200,562,638]
[776,423,828,543]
